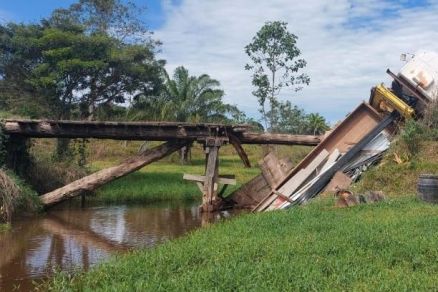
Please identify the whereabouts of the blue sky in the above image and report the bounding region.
[0,0,167,29]
[1,0,437,123]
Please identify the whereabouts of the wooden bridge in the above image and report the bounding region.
[2,119,321,212]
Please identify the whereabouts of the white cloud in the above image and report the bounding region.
[155,0,438,122]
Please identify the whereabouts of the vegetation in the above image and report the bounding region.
[0,169,41,223]
[245,21,310,131]
[85,142,310,204]
[0,223,10,232]
[48,196,438,291]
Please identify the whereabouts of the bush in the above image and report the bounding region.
[0,125,8,167]
[400,119,424,156]
[422,99,438,140]
[0,169,20,222]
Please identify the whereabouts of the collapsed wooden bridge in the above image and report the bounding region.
[2,119,321,212]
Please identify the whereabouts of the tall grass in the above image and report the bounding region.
[48,196,438,291]
[0,169,20,222]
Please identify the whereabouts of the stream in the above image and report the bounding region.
[0,200,235,291]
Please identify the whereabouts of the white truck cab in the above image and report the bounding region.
[399,50,438,101]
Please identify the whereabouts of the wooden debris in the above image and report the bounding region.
[335,190,359,208]
[260,149,330,211]
[335,190,386,208]
[324,171,353,194]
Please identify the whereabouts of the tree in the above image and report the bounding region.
[132,66,241,124]
[274,101,308,134]
[245,21,310,131]
[306,113,329,135]
[131,66,243,163]
[49,0,155,43]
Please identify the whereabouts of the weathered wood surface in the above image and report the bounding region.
[238,132,321,145]
[229,152,294,209]
[2,119,321,146]
[3,120,243,141]
[228,134,251,167]
[202,142,220,212]
[40,141,188,207]
[183,174,236,185]
[260,149,329,211]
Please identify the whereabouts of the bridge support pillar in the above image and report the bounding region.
[201,137,225,212]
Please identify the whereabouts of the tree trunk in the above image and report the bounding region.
[40,141,188,207]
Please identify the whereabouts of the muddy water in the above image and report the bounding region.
[0,201,235,291]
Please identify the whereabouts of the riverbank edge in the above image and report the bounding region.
[45,195,438,291]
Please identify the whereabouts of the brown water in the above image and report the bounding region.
[0,201,235,291]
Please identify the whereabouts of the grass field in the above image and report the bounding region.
[48,196,438,291]
[85,142,310,204]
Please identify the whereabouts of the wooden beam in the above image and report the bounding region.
[228,134,251,168]
[237,132,321,145]
[2,120,245,141]
[2,120,321,146]
[40,141,188,207]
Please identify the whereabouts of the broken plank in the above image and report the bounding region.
[183,174,236,185]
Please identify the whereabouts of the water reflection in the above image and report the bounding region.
[0,201,238,291]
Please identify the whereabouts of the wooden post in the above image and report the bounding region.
[201,137,223,212]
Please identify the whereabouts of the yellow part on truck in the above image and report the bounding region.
[370,84,415,119]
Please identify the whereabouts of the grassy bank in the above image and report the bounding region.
[49,196,438,291]
[353,141,438,196]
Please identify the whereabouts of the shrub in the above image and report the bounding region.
[400,119,424,156]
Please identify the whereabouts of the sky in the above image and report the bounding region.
[1,0,438,123]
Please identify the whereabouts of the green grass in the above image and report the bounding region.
[352,141,438,196]
[87,144,309,204]
[89,155,261,204]
[0,223,10,232]
[48,196,438,291]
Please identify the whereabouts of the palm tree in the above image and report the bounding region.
[130,66,242,163]
[161,66,234,123]
[306,113,329,135]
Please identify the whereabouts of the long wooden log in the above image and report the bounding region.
[2,120,246,141]
[2,120,321,146]
[237,132,321,145]
[40,141,188,207]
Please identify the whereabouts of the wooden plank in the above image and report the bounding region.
[183,174,236,185]
[320,149,341,173]
[279,103,383,182]
[284,112,397,208]
[265,149,330,211]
